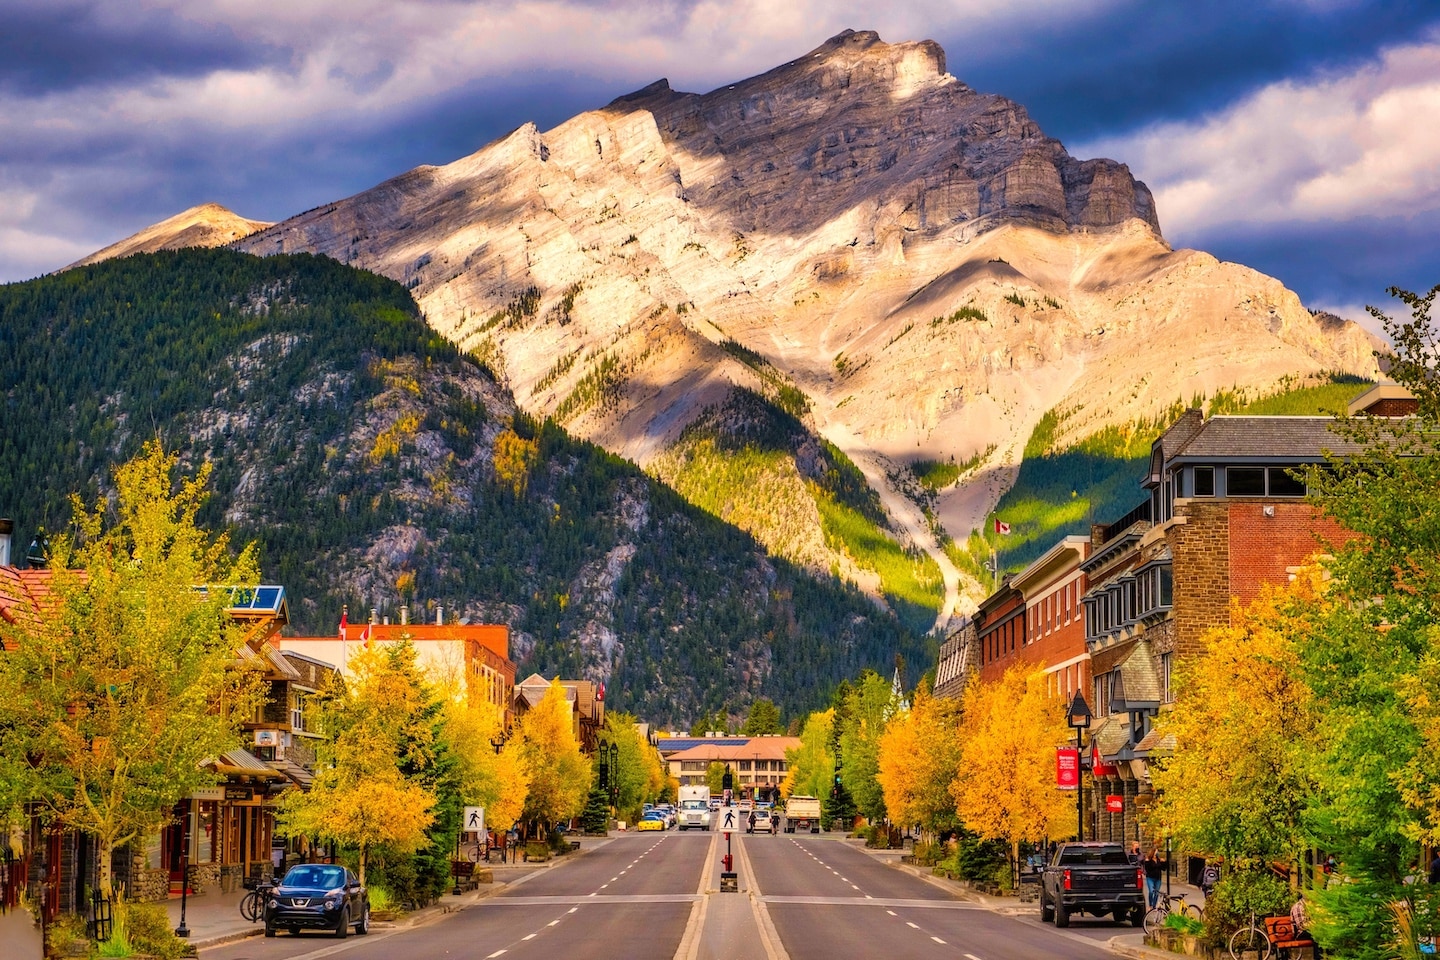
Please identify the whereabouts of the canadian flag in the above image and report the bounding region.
[339,608,348,641]
[994,518,1011,535]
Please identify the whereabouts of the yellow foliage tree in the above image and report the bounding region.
[952,664,1073,868]
[0,442,264,897]
[877,682,963,835]
[1149,570,1325,867]
[441,678,529,831]
[281,643,438,884]
[514,680,589,833]
[493,428,539,496]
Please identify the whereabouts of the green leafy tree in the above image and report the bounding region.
[742,698,782,736]
[1298,285,1440,959]
[706,761,729,795]
[0,442,264,897]
[580,786,611,835]
[837,670,894,822]
[781,710,835,801]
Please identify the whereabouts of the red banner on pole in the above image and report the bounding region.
[1056,748,1080,790]
[1105,795,1124,813]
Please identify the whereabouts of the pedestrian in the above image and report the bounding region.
[1289,894,1311,940]
[1129,841,1141,864]
[509,826,521,864]
[1142,849,1164,909]
[1201,862,1220,898]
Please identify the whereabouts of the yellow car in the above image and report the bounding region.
[637,813,666,831]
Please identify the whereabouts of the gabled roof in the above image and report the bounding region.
[1164,416,1363,461]
[665,737,801,763]
[1115,640,1161,707]
[0,567,57,628]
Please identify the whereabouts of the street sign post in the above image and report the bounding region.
[464,806,485,836]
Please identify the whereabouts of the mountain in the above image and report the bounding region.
[95,29,1383,623]
[0,249,926,725]
[66,202,271,270]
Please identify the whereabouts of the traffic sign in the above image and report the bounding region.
[463,806,485,835]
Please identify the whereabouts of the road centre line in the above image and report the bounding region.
[522,934,536,941]
[907,922,919,928]
[931,937,946,944]
[965,955,985,960]
[887,910,897,916]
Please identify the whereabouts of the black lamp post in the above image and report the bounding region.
[175,803,191,938]
[608,742,619,806]
[490,733,506,755]
[1067,691,1092,842]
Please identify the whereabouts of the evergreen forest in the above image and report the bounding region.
[0,249,928,724]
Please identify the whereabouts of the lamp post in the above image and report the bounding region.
[1067,691,1092,842]
[175,803,191,938]
[608,742,619,806]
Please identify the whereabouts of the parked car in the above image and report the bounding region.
[1039,842,1145,928]
[264,863,369,938]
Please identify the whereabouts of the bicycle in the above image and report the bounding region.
[239,881,275,923]
[1143,890,1204,937]
[1228,908,1273,960]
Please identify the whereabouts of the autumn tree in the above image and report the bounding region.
[1296,285,1440,957]
[281,642,436,885]
[1149,573,1324,870]
[514,680,589,834]
[0,442,265,897]
[877,682,963,836]
[441,672,529,831]
[952,664,1073,873]
[781,709,835,800]
[837,670,894,822]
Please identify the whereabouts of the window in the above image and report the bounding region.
[1268,467,1306,497]
[1227,467,1266,496]
[1193,466,1215,497]
[1161,653,1174,704]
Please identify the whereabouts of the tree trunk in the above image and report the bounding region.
[97,836,114,899]
[357,842,367,887]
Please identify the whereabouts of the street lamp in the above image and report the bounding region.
[608,742,619,805]
[490,732,506,755]
[1067,691,1092,842]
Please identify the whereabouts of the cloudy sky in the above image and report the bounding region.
[3,0,1437,331]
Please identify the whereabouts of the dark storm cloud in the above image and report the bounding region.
[945,0,1440,142]
[1193,215,1440,316]
[0,1,291,95]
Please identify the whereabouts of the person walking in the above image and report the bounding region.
[1142,848,1165,909]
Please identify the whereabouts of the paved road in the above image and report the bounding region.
[200,830,1132,960]
[745,834,1120,960]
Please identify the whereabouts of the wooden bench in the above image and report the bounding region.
[450,860,478,892]
[1263,916,1317,957]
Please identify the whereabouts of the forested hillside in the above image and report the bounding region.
[0,249,927,724]
[981,374,1374,574]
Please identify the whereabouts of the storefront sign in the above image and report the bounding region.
[225,786,253,801]
[191,786,225,801]
[1091,744,1120,777]
[1105,794,1124,813]
[1055,748,1080,790]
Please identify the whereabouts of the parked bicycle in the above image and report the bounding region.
[1227,908,1273,960]
[239,880,275,923]
[1143,890,1204,937]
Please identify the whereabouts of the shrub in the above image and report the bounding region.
[122,900,195,959]
[1202,869,1290,947]
[1163,911,1205,936]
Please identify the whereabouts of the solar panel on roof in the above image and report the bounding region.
[253,586,282,610]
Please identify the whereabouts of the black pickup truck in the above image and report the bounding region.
[1039,842,1145,928]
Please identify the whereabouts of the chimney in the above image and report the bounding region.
[0,519,11,567]
[436,605,444,626]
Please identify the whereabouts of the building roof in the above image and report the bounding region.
[1115,640,1162,706]
[210,748,285,780]
[665,737,801,763]
[0,566,55,627]
[1165,416,1364,461]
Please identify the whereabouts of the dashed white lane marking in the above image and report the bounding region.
[865,895,873,900]
[610,877,619,882]
[522,934,536,941]
[965,954,984,960]
[569,907,578,913]
[906,922,920,929]
[548,920,560,926]
[931,936,946,944]
[887,910,897,916]
[850,885,860,891]
[486,952,506,958]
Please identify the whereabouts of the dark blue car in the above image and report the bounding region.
[264,863,370,938]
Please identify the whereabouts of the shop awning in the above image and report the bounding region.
[209,748,285,779]
[264,758,315,790]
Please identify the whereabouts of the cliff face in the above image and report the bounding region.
[205,29,1380,616]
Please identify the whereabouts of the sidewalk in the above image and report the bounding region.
[172,837,609,950]
[852,840,1205,960]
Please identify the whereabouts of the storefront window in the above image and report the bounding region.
[198,803,216,862]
